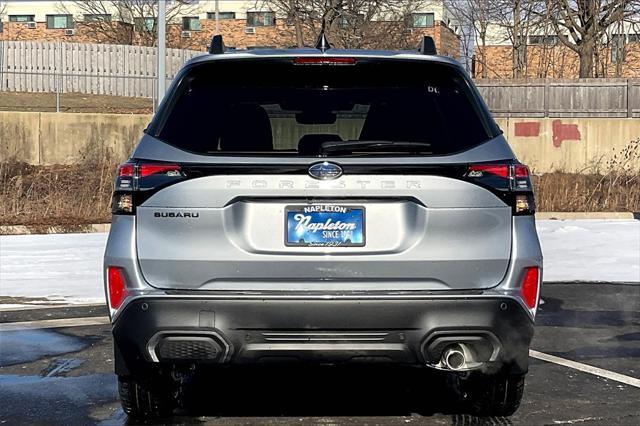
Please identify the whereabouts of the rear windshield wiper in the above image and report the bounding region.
[320,141,432,155]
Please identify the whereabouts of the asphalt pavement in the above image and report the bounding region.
[0,282,639,426]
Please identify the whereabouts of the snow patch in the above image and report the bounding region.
[0,220,638,303]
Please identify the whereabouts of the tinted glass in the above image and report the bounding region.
[157,58,494,156]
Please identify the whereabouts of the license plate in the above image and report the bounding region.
[285,205,365,247]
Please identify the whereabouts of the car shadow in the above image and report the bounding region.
[178,365,454,417]
[122,365,513,424]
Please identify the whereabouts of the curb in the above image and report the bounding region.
[0,224,111,236]
[535,212,638,220]
[1,213,638,235]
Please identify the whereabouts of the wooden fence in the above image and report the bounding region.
[2,40,640,118]
[0,41,203,98]
[475,78,640,118]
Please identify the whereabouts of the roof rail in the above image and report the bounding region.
[417,36,437,55]
[315,30,331,53]
[209,34,226,54]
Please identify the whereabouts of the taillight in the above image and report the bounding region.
[293,57,357,66]
[466,163,535,215]
[107,266,128,310]
[520,267,540,310]
[468,164,509,179]
[139,163,181,178]
[112,161,184,214]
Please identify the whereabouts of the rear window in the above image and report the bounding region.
[155,58,495,156]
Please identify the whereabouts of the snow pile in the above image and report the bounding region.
[0,220,638,305]
[536,219,639,283]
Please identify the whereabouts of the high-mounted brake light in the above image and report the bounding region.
[520,267,540,310]
[293,57,357,66]
[107,266,128,310]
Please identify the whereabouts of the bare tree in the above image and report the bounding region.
[257,0,435,49]
[533,0,640,78]
[0,1,6,21]
[61,0,197,46]
[488,1,546,77]
[446,0,499,77]
[444,1,476,72]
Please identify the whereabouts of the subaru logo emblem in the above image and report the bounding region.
[308,162,343,180]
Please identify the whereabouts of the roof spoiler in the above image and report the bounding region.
[209,34,226,54]
[209,33,436,55]
[417,36,437,55]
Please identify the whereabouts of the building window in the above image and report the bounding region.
[528,35,558,45]
[84,14,112,22]
[627,34,639,43]
[410,13,434,28]
[207,12,236,20]
[135,17,156,32]
[9,15,35,22]
[0,22,3,33]
[46,15,74,29]
[182,16,201,31]
[247,12,275,27]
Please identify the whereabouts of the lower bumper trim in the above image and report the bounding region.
[112,296,534,376]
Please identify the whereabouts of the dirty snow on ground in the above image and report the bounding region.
[0,233,107,304]
[0,220,638,304]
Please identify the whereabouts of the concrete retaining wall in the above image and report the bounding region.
[496,117,640,173]
[0,112,151,165]
[1,112,639,173]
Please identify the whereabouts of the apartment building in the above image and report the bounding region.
[474,22,640,79]
[0,1,460,57]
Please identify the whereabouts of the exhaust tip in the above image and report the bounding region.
[442,345,467,370]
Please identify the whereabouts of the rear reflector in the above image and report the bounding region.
[107,266,128,310]
[521,267,540,309]
[293,57,357,66]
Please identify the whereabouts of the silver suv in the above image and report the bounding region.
[104,35,542,418]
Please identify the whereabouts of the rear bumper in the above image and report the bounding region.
[112,295,534,376]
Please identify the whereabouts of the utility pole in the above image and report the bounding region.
[157,0,166,108]
[215,0,220,33]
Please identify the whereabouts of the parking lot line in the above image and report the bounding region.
[2,316,639,392]
[0,316,109,331]
[0,303,104,312]
[530,349,640,388]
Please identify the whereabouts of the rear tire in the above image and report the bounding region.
[118,375,176,419]
[463,372,525,416]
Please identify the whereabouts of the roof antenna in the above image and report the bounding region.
[315,23,331,53]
